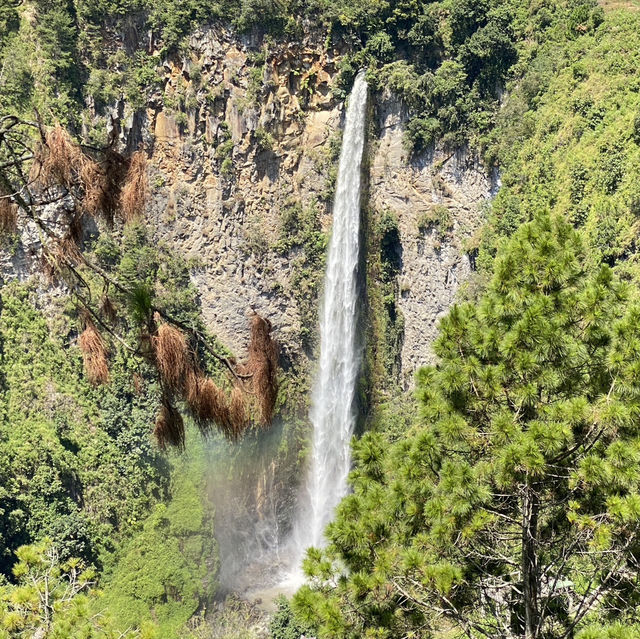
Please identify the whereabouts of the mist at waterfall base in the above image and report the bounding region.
[206,420,300,595]
[207,71,368,600]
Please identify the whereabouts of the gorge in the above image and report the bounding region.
[2,1,640,638]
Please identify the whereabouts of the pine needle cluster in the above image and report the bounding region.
[37,125,84,189]
[246,314,279,426]
[0,194,17,234]
[154,395,185,451]
[78,319,109,386]
[150,313,277,449]
[120,151,148,222]
[34,126,148,230]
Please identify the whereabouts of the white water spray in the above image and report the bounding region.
[287,70,368,577]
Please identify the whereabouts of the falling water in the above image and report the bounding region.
[287,70,369,577]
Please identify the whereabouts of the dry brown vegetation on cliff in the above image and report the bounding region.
[34,125,147,228]
[37,125,84,189]
[229,384,249,436]
[152,317,191,391]
[186,375,232,434]
[154,394,185,450]
[121,150,148,222]
[79,156,109,218]
[151,313,278,444]
[0,196,17,234]
[97,149,132,224]
[78,320,110,386]
[246,314,279,426]
[1,118,280,450]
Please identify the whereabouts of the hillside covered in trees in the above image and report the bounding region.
[2,0,640,638]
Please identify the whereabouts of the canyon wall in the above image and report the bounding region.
[0,25,497,599]
[140,28,496,383]
[2,27,496,385]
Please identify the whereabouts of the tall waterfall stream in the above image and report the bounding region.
[211,72,368,602]
[287,70,369,577]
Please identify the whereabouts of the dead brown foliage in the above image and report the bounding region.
[183,364,201,408]
[186,375,233,436]
[78,321,109,386]
[151,319,190,391]
[58,237,83,266]
[120,150,148,222]
[39,125,84,189]
[79,157,107,217]
[246,314,279,425]
[66,211,85,245]
[41,252,59,284]
[35,124,138,226]
[41,238,84,284]
[0,197,17,234]
[154,395,185,450]
[99,294,117,324]
[229,385,248,438]
[184,368,247,440]
[80,149,130,225]
[133,372,144,395]
[101,149,130,224]
[149,314,278,447]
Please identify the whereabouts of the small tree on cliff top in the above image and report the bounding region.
[293,213,640,639]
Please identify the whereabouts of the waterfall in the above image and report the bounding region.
[287,70,368,577]
[213,73,368,603]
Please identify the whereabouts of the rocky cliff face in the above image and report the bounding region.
[2,26,495,385]
[371,98,496,384]
[141,29,341,370]
[141,27,496,383]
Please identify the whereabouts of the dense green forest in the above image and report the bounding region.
[3,0,640,638]
[0,231,219,638]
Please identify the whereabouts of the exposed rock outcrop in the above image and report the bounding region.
[1,27,495,383]
[372,93,496,384]
[140,29,495,382]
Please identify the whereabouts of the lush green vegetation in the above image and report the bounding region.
[0,281,166,574]
[287,10,640,630]
[0,539,134,638]
[0,0,603,154]
[97,429,216,639]
[274,201,328,352]
[0,226,219,637]
[478,8,640,278]
[361,205,411,440]
[292,214,640,639]
[4,1,640,638]
[269,596,313,639]
[0,435,214,639]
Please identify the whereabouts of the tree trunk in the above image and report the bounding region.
[522,482,539,639]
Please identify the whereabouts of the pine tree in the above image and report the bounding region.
[293,214,640,639]
[0,539,140,638]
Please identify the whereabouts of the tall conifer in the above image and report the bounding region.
[293,214,640,639]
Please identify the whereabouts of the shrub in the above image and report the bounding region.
[633,114,640,144]
[365,31,395,64]
[269,595,313,639]
[417,204,453,240]
[255,127,274,151]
